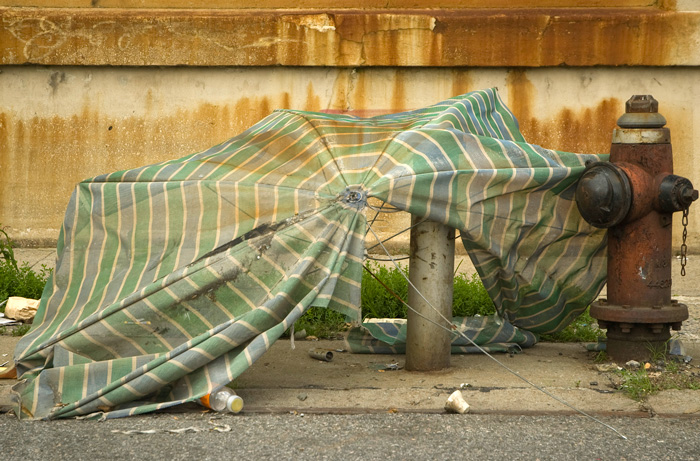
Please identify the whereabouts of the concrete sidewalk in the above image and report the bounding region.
[2,334,700,418]
[235,338,700,417]
[2,249,700,418]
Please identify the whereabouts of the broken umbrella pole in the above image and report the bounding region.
[576,95,699,362]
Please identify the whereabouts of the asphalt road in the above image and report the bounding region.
[1,411,698,460]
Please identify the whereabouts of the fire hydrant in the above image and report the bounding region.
[576,95,698,362]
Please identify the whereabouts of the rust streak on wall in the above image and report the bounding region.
[506,70,536,134]
[450,70,473,98]
[2,0,663,8]
[1,8,699,67]
[507,70,620,154]
[528,99,621,154]
[392,71,407,112]
[0,96,288,245]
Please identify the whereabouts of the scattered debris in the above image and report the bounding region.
[444,390,470,414]
[308,348,334,362]
[111,419,231,435]
[198,388,243,413]
[626,360,641,369]
[669,338,685,356]
[459,383,472,389]
[596,363,622,372]
[5,297,39,323]
[371,361,402,372]
[0,366,17,379]
[293,329,307,340]
[0,313,21,327]
[297,393,308,401]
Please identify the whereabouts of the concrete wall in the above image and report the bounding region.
[1,4,699,254]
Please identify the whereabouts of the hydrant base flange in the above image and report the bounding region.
[591,300,688,362]
[590,300,688,325]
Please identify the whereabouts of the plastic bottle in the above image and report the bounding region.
[199,388,244,413]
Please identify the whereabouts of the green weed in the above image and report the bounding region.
[539,308,603,343]
[292,306,348,339]
[664,359,680,374]
[11,324,31,337]
[0,227,52,311]
[359,262,496,320]
[647,342,668,364]
[616,368,658,401]
[451,272,496,317]
[606,356,700,401]
[360,262,410,319]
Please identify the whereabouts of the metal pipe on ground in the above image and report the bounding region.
[405,216,455,372]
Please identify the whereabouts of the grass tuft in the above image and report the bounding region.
[539,308,604,343]
[616,368,658,401]
[292,306,348,339]
[11,324,31,337]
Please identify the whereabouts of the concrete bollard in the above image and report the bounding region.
[405,216,454,371]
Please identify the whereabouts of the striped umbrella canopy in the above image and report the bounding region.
[12,88,607,420]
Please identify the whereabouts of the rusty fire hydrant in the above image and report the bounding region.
[576,95,698,362]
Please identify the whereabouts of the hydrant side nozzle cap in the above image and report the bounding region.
[575,162,631,228]
[658,176,698,212]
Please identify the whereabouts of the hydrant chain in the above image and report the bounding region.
[681,207,689,277]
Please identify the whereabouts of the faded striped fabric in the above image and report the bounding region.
[13,88,607,420]
[346,316,537,354]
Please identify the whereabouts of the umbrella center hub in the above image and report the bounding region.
[341,186,367,209]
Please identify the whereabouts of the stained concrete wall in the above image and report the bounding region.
[1,4,699,254]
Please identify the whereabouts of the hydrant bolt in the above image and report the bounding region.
[682,188,699,204]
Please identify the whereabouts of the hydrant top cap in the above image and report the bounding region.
[617,95,667,129]
[626,95,659,113]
